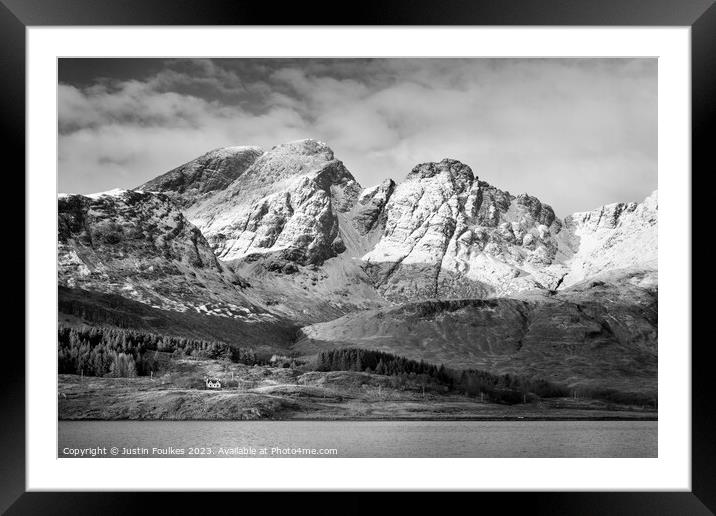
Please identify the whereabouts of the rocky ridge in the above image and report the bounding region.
[555,191,658,286]
[57,189,275,323]
[139,146,264,208]
[361,159,566,301]
[129,140,658,308]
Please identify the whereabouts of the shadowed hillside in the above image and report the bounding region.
[295,269,657,394]
[59,286,299,352]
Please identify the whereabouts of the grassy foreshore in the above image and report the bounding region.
[58,358,657,421]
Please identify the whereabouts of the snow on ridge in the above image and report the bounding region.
[84,188,128,199]
[568,190,657,221]
[287,138,327,146]
[58,188,177,201]
[358,185,380,201]
[208,145,264,158]
[58,188,129,200]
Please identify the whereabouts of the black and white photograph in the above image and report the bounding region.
[56,57,658,458]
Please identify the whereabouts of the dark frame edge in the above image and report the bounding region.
[691,1,716,513]
[5,0,712,513]
[0,1,26,514]
[1,0,715,25]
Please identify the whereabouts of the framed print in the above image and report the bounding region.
[4,0,712,513]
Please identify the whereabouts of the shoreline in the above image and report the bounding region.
[59,415,658,422]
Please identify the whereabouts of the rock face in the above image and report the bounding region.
[186,139,362,268]
[555,191,658,286]
[57,189,275,323]
[174,139,388,323]
[352,179,396,236]
[362,159,564,301]
[138,146,264,208]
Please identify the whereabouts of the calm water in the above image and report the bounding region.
[58,420,657,458]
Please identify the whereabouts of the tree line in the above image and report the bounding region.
[456,368,571,404]
[315,348,571,404]
[58,325,265,377]
[316,348,452,382]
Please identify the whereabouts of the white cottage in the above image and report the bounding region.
[205,378,222,389]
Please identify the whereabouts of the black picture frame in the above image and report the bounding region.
[3,0,711,513]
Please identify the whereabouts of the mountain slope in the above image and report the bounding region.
[556,191,658,286]
[186,139,362,265]
[58,286,297,350]
[138,146,263,208]
[294,268,657,392]
[57,189,295,346]
[182,139,386,323]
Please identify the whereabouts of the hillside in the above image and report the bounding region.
[295,268,657,394]
[58,286,298,351]
[57,189,295,345]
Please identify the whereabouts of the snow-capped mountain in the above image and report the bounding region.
[361,158,565,301]
[59,138,657,334]
[361,159,657,301]
[145,141,656,306]
[184,139,362,267]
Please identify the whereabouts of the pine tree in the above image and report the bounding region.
[126,356,137,378]
[375,359,386,375]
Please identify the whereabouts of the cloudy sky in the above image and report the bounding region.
[58,58,656,216]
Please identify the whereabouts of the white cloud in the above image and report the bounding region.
[58,58,656,215]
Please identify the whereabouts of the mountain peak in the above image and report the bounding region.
[270,139,334,160]
[197,145,264,160]
[406,158,474,183]
[137,145,263,206]
[232,138,355,191]
[183,138,360,267]
[218,144,263,153]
